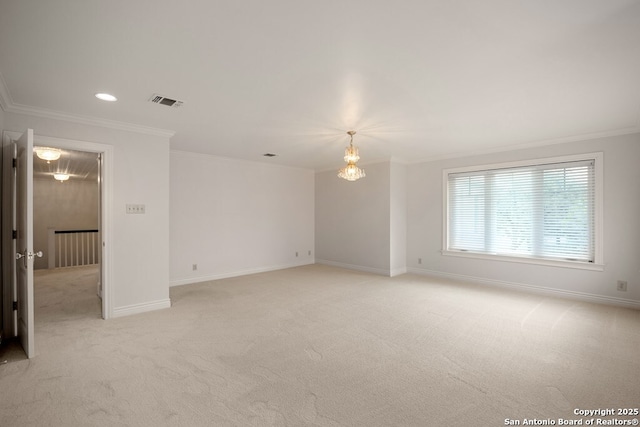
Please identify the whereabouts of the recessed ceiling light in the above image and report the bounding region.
[95,93,117,102]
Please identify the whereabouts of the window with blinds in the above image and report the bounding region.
[445,155,601,265]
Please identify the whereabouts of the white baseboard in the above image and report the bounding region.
[169,260,315,287]
[408,267,640,310]
[390,266,408,277]
[112,298,172,318]
[315,259,393,277]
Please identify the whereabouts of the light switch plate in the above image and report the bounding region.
[126,204,146,214]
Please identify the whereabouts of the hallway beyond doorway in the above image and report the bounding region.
[35,265,101,324]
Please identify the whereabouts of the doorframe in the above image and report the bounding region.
[3,131,114,320]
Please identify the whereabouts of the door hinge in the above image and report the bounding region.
[12,158,17,168]
[12,230,17,239]
[13,301,18,311]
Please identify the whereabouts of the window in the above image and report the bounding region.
[443,153,603,269]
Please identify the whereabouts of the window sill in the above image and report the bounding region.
[441,250,605,271]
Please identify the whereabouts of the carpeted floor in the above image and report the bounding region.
[1,264,639,426]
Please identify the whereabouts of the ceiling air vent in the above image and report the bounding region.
[148,94,184,108]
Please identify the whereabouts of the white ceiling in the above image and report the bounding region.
[1,0,639,171]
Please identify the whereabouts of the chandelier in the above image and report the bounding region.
[337,131,366,181]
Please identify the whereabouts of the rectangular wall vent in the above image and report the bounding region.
[148,94,184,108]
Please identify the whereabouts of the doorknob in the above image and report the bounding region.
[16,249,29,267]
[16,250,43,260]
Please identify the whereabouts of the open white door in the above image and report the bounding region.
[15,129,37,358]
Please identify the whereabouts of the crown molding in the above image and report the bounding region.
[408,126,640,165]
[6,102,176,138]
[170,149,316,173]
[314,156,395,174]
[0,72,175,139]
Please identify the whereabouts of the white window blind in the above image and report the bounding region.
[447,159,595,263]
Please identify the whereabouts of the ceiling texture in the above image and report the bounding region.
[33,149,99,182]
[1,0,639,171]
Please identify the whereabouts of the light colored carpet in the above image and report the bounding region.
[1,264,639,426]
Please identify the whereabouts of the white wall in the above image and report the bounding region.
[390,162,407,276]
[3,112,171,316]
[315,161,394,275]
[407,132,640,307]
[169,151,315,286]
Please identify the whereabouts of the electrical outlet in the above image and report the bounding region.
[295,252,299,257]
[308,250,311,256]
[192,264,198,271]
[418,258,422,264]
[616,280,627,292]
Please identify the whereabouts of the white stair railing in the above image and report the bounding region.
[48,229,100,268]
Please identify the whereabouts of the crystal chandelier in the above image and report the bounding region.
[337,131,366,181]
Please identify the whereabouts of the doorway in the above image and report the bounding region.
[31,134,113,322]
[33,148,102,321]
[1,130,113,359]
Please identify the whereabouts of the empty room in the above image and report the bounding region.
[1,1,639,426]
